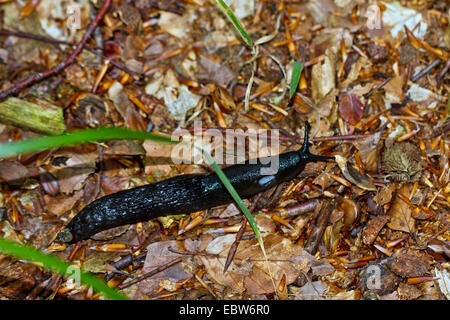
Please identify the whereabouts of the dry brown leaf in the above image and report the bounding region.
[387,247,433,278]
[387,185,416,233]
[290,280,329,300]
[197,55,235,88]
[311,45,337,102]
[339,93,364,126]
[397,282,423,300]
[0,160,29,186]
[373,183,396,205]
[104,140,146,156]
[44,189,83,216]
[54,153,97,194]
[135,240,193,299]
[199,234,317,294]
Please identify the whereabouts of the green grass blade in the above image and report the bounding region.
[200,149,262,245]
[0,238,128,300]
[0,127,176,158]
[215,0,253,48]
[289,61,303,99]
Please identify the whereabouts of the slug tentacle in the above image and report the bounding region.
[58,121,334,243]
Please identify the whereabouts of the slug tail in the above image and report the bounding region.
[301,121,335,162]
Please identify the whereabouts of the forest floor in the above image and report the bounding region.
[0,0,448,300]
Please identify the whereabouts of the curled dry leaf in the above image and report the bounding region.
[353,131,382,172]
[199,234,317,295]
[338,198,358,226]
[335,155,376,191]
[339,93,364,126]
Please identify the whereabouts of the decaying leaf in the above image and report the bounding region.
[199,234,317,294]
[145,69,201,125]
[397,282,423,300]
[382,142,423,182]
[0,160,29,186]
[335,155,376,191]
[387,247,433,278]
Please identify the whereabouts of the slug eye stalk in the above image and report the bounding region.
[301,121,335,162]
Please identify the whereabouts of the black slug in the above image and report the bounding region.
[58,122,334,243]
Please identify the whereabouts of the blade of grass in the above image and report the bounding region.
[0,238,128,300]
[200,149,277,294]
[289,61,303,99]
[200,149,262,246]
[215,0,253,48]
[0,127,176,158]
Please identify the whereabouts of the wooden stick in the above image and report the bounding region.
[0,0,112,100]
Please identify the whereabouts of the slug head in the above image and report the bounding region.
[300,121,335,163]
[57,228,74,243]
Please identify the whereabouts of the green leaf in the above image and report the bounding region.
[0,127,176,158]
[0,238,128,300]
[215,0,253,48]
[289,61,303,99]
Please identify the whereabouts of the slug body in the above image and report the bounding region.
[59,122,334,243]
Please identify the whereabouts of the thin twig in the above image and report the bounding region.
[0,0,112,100]
[118,257,183,289]
[0,29,135,76]
[223,193,262,273]
[411,59,441,82]
[183,127,371,143]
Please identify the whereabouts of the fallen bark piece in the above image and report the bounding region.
[0,97,65,135]
[363,215,390,245]
[397,282,422,300]
[387,248,433,278]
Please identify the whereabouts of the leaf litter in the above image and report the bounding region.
[0,0,448,300]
